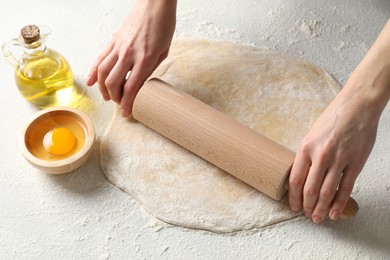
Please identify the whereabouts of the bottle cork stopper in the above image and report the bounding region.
[21,25,40,44]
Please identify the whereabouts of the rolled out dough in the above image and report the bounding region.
[100,40,340,233]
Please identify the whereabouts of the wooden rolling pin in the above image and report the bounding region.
[132,78,358,219]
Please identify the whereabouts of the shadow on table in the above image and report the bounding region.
[45,139,109,197]
[331,196,390,256]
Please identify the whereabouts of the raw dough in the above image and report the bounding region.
[100,40,340,233]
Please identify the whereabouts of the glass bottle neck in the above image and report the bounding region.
[24,42,46,57]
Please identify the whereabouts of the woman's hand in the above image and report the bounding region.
[289,19,390,223]
[87,0,177,117]
[288,79,379,223]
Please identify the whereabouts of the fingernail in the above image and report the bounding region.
[291,205,300,212]
[86,75,92,85]
[313,215,323,224]
[330,210,339,220]
[121,108,129,117]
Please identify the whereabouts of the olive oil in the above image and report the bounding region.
[15,48,75,108]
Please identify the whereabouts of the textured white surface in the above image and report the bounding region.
[0,0,389,259]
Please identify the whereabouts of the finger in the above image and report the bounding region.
[289,152,311,212]
[329,167,356,220]
[120,58,157,117]
[97,52,118,101]
[105,59,133,103]
[311,165,344,223]
[87,41,115,86]
[302,163,327,218]
[86,70,98,87]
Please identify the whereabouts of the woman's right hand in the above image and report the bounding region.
[87,0,177,117]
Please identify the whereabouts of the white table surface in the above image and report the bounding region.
[0,0,389,259]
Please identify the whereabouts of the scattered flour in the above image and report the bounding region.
[339,24,352,33]
[197,20,242,39]
[267,7,287,19]
[294,20,322,38]
[335,41,355,51]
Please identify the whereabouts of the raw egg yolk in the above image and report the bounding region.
[43,127,76,155]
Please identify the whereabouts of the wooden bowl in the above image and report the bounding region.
[19,107,95,174]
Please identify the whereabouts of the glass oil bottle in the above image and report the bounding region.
[2,25,79,108]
